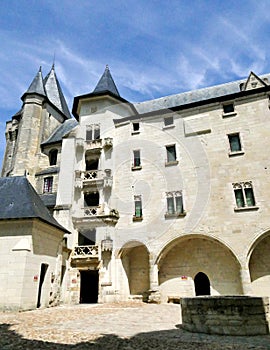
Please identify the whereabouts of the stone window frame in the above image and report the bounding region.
[233,181,258,211]
[133,195,143,221]
[165,191,186,218]
[222,102,237,118]
[163,115,175,129]
[227,132,245,157]
[43,176,53,193]
[86,124,101,141]
[131,121,140,135]
[131,149,142,171]
[165,144,178,166]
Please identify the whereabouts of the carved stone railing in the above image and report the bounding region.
[75,169,112,188]
[85,139,102,152]
[72,244,99,259]
[72,206,119,227]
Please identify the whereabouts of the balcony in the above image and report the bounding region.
[76,137,113,152]
[71,244,100,267]
[72,205,119,228]
[85,139,103,153]
[75,169,113,189]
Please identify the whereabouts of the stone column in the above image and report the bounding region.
[149,263,159,291]
[240,265,252,295]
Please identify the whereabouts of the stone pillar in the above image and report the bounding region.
[150,263,159,291]
[240,265,252,295]
[148,261,161,303]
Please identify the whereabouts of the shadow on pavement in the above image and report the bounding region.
[0,323,269,350]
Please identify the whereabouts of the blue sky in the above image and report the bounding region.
[0,0,270,166]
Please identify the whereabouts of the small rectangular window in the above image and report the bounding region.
[228,133,242,152]
[166,145,177,163]
[94,125,100,140]
[43,176,53,193]
[233,182,256,209]
[133,195,143,220]
[164,116,174,127]
[132,122,140,132]
[223,103,234,114]
[133,150,141,167]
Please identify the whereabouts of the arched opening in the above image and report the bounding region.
[49,149,58,166]
[194,272,210,296]
[158,236,242,302]
[120,242,150,297]
[249,234,270,296]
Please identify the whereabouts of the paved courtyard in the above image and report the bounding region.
[0,302,269,349]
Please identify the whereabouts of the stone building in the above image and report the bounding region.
[1,64,270,308]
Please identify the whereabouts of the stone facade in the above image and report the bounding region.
[2,66,270,308]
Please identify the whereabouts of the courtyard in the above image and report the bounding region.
[0,302,269,349]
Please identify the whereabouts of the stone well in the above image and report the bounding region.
[181,296,270,336]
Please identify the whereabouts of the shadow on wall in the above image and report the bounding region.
[1,322,270,350]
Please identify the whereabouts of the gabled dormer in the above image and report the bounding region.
[241,71,268,91]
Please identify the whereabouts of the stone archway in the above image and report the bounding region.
[249,234,270,296]
[120,241,150,297]
[158,236,242,302]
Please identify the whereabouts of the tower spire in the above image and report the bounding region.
[21,67,46,100]
[93,65,120,97]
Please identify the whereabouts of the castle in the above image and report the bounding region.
[1,64,270,310]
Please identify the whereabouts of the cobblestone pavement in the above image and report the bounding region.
[0,302,269,349]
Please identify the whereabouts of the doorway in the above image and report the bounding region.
[37,263,49,308]
[80,270,99,303]
[194,272,210,296]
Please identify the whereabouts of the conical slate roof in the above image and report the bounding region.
[23,67,46,97]
[0,176,68,233]
[44,65,71,118]
[93,65,120,96]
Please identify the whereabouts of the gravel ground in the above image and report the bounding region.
[0,302,269,349]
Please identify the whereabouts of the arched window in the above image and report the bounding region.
[49,149,58,166]
[194,272,210,296]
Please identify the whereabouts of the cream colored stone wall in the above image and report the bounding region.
[0,220,64,310]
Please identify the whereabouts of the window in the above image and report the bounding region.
[228,133,242,153]
[86,124,100,141]
[84,192,99,207]
[233,182,256,209]
[132,122,140,134]
[133,195,143,220]
[166,145,177,164]
[223,103,235,114]
[49,149,58,166]
[164,116,174,127]
[43,176,53,193]
[132,150,141,169]
[166,191,185,217]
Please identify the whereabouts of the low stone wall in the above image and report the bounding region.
[181,296,270,336]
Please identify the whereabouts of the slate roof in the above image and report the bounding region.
[44,65,72,119]
[21,66,71,120]
[41,119,78,147]
[133,73,270,115]
[0,177,68,233]
[93,65,120,97]
[39,193,57,208]
[23,67,46,98]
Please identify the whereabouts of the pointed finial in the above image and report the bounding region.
[106,64,109,70]
[52,52,56,70]
[39,66,42,72]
